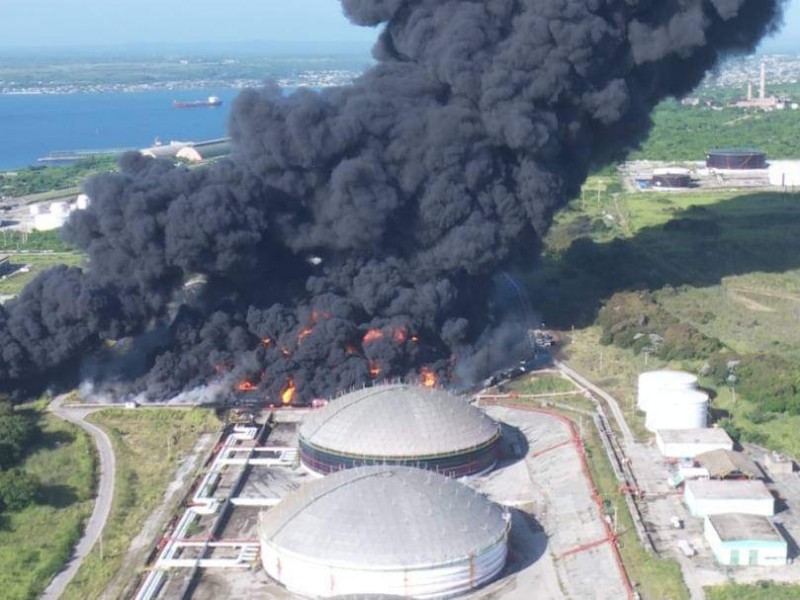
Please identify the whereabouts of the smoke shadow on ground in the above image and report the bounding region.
[36,484,79,509]
[524,192,800,328]
[34,427,75,451]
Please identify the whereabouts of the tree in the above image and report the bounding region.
[0,401,38,469]
[0,469,39,511]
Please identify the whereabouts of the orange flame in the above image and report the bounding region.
[298,326,314,343]
[281,379,296,405]
[410,335,420,344]
[345,344,359,356]
[392,327,407,344]
[237,380,257,392]
[420,367,437,388]
[362,329,384,345]
[260,336,273,348]
[281,347,291,357]
[369,361,381,378]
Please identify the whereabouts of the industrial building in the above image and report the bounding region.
[652,168,692,188]
[656,428,734,459]
[764,452,795,476]
[258,465,511,599]
[706,148,767,170]
[298,384,501,477]
[704,514,788,566]
[684,480,775,518]
[696,449,762,481]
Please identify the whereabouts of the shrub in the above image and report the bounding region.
[0,468,39,511]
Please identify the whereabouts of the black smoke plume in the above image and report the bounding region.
[0,0,786,402]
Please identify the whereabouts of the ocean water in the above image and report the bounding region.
[0,88,249,171]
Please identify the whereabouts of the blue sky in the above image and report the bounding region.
[0,0,797,51]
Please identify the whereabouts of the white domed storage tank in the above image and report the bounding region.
[645,389,708,432]
[259,465,510,599]
[638,370,698,411]
[299,384,501,477]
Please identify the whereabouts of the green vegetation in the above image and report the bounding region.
[536,172,800,458]
[63,408,220,600]
[0,408,96,600]
[706,583,800,600]
[0,157,117,198]
[1,229,77,253]
[509,375,577,395]
[0,252,85,297]
[633,98,800,161]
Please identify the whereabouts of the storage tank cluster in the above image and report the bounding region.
[259,384,510,598]
[638,370,708,432]
[29,195,91,232]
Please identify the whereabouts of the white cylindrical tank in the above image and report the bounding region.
[50,201,68,216]
[646,389,708,432]
[638,370,698,411]
[768,161,800,188]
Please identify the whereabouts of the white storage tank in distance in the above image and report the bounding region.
[638,370,698,411]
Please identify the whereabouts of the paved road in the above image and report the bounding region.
[555,359,635,446]
[42,398,116,600]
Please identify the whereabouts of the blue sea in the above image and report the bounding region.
[0,88,252,171]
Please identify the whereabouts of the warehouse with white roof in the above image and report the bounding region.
[684,480,775,518]
[298,384,501,477]
[258,465,510,598]
[656,428,734,458]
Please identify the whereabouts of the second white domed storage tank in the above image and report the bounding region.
[638,370,699,411]
[645,389,709,432]
[259,465,510,599]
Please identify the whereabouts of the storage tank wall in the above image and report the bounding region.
[261,530,508,599]
[646,391,708,432]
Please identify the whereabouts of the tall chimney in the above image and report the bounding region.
[747,82,753,101]
[760,61,766,100]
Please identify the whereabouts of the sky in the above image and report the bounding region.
[0,0,797,52]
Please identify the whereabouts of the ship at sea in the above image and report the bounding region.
[172,96,223,108]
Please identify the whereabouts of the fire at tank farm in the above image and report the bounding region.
[3,0,797,599]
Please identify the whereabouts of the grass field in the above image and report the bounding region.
[0,412,96,600]
[0,252,85,296]
[706,583,800,600]
[62,408,220,600]
[508,374,578,395]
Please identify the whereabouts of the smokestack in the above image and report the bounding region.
[760,61,767,100]
[0,0,789,402]
[747,82,753,101]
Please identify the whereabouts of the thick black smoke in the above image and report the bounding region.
[0,0,786,402]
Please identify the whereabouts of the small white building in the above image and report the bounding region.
[684,480,774,518]
[704,514,787,566]
[656,428,734,459]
